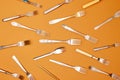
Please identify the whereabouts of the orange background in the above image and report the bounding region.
[0,0,120,80]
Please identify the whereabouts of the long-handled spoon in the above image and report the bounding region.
[33,47,65,60]
[49,59,86,74]
[49,10,85,24]
[76,49,110,65]
[44,0,72,14]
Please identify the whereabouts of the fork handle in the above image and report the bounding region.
[2,15,23,22]
[39,39,64,43]
[94,17,113,30]
[12,55,27,73]
[44,2,64,14]
[49,15,74,24]
[0,43,18,50]
[93,45,111,51]
[82,0,100,9]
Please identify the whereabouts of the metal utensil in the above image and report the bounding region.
[93,43,120,51]
[0,40,30,50]
[62,24,98,43]
[39,38,81,45]
[76,49,110,65]
[12,55,35,80]
[33,47,65,60]
[49,11,85,24]
[94,10,120,30]
[38,65,60,80]
[82,0,100,9]
[22,0,42,8]
[2,10,38,22]
[89,66,120,80]
[0,68,23,79]
[11,22,48,36]
[44,0,72,14]
[49,59,86,74]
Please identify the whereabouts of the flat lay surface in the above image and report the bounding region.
[0,0,120,80]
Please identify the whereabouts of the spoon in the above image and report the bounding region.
[44,0,72,14]
[33,47,65,60]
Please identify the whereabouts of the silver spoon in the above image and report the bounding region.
[33,47,65,60]
[44,0,72,14]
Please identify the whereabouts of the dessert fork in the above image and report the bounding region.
[49,11,85,24]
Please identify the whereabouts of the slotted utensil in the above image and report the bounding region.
[49,10,85,24]
[76,49,110,65]
[11,22,48,36]
[82,0,100,9]
[0,40,30,50]
[33,47,65,60]
[0,68,23,79]
[44,0,72,14]
[39,38,81,45]
[22,0,42,8]
[62,24,98,43]
[49,59,86,74]
[2,10,38,22]
[38,65,60,80]
[12,55,35,80]
[89,66,120,80]
[94,10,120,30]
[93,43,120,51]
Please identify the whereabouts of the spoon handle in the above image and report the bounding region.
[49,59,73,68]
[44,2,64,14]
[33,52,53,60]
[94,17,113,30]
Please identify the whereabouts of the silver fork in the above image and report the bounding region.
[89,66,120,80]
[12,55,35,80]
[11,22,48,36]
[76,49,110,65]
[49,59,86,74]
[0,68,23,80]
[0,40,30,50]
[39,38,81,45]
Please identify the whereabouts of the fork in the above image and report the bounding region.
[76,49,110,65]
[62,24,98,43]
[49,10,85,24]
[93,43,120,51]
[39,39,81,45]
[12,55,35,80]
[0,40,30,50]
[11,22,48,36]
[89,66,120,80]
[0,68,23,80]
[2,10,38,22]
[49,59,86,74]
